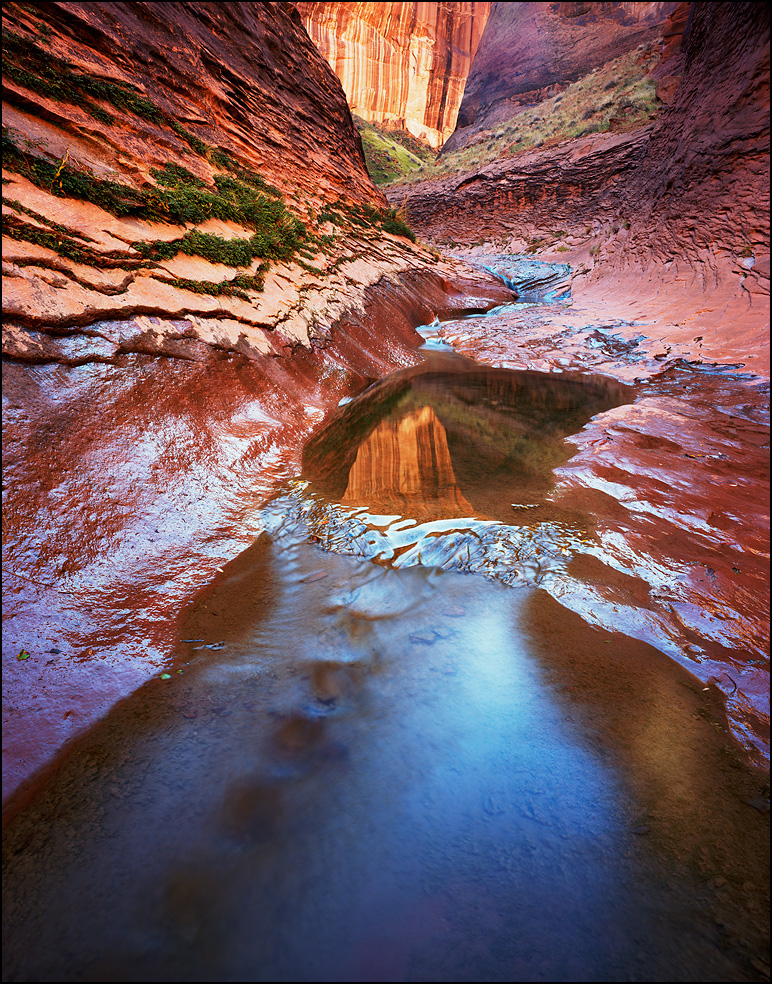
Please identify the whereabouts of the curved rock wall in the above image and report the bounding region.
[296,1,491,148]
[394,2,769,368]
[1,0,515,802]
[1,0,401,361]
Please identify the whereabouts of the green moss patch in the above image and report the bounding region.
[2,196,97,242]
[3,28,165,126]
[317,197,416,243]
[2,131,309,271]
[163,271,266,301]
[2,211,142,267]
[354,117,436,186]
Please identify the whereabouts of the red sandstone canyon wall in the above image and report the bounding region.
[393,2,769,367]
[1,0,514,803]
[296,1,491,148]
[446,0,679,149]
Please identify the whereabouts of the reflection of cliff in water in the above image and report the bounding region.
[341,404,475,519]
[304,353,632,521]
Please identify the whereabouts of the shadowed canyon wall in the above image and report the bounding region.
[446,0,679,149]
[296,1,491,147]
[394,2,769,369]
[1,0,405,362]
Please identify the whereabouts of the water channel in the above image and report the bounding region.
[3,265,769,982]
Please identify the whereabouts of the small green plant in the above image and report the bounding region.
[169,121,208,155]
[3,28,165,125]
[3,131,307,261]
[2,211,142,268]
[164,271,267,300]
[382,208,416,242]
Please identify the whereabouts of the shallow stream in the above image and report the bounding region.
[3,264,769,982]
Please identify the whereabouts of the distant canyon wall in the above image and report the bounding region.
[446,0,679,149]
[296,1,491,147]
[393,2,769,370]
[398,1,769,265]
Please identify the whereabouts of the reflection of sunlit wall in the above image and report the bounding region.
[342,405,475,517]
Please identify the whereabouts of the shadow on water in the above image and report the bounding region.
[3,360,769,983]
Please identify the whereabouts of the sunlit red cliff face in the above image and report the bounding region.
[296,1,491,147]
[1,0,514,802]
[341,405,475,518]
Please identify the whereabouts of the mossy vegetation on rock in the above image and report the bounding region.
[2,122,418,297]
[1,10,418,304]
[354,116,436,186]
[3,26,166,126]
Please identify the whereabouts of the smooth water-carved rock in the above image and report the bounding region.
[297,1,491,148]
[1,0,518,802]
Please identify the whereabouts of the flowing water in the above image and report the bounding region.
[3,273,769,982]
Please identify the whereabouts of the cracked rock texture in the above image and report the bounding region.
[296,1,491,148]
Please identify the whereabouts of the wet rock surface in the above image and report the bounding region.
[1,267,514,803]
[424,285,770,765]
[1,3,769,981]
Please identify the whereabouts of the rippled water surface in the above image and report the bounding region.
[3,354,769,982]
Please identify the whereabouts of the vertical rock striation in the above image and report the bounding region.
[296,1,491,148]
[341,404,476,518]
